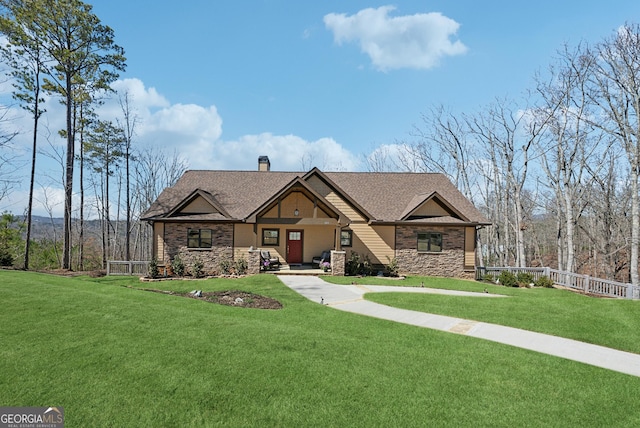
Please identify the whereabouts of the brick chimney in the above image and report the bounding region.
[258,156,270,172]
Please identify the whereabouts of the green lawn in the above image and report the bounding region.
[1,271,640,427]
[325,275,640,354]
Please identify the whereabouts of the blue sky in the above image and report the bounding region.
[2,0,640,216]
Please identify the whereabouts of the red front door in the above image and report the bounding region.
[287,230,303,264]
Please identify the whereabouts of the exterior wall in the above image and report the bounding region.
[263,193,331,219]
[153,222,165,262]
[412,199,449,217]
[395,225,469,278]
[464,227,476,269]
[234,223,256,261]
[182,196,217,214]
[163,222,234,275]
[347,223,395,265]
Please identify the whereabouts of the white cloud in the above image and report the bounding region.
[0,77,365,217]
[205,133,359,171]
[324,5,467,71]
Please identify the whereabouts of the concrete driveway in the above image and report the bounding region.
[278,275,640,378]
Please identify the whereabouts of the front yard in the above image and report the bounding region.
[1,271,639,426]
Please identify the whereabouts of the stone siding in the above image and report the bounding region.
[331,251,346,276]
[163,222,234,275]
[247,249,261,275]
[395,225,466,278]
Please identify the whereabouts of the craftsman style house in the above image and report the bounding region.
[141,156,490,277]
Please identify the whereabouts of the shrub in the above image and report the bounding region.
[0,248,13,266]
[345,252,361,276]
[361,254,373,276]
[171,255,185,277]
[148,258,159,279]
[385,256,399,277]
[234,257,248,275]
[517,272,535,285]
[482,273,495,282]
[535,275,555,288]
[219,258,232,275]
[498,270,518,287]
[192,259,204,278]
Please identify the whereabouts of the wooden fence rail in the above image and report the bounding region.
[476,266,640,300]
[107,261,150,276]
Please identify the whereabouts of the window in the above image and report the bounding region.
[340,230,353,247]
[262,229,279,246]
[188,228,212,248]
[417,232,442,252]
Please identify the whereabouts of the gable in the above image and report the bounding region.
[180,195,219,214]
[262,191,331,219]
[409,198,455,219]
[305,173,368,222]
[246,177,347,224]
[164,188,232,220]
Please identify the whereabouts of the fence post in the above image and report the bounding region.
[584,275,590,294]
[627,283,634,300]
[107,261,111,276]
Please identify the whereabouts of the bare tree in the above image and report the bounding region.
[585,24,640,285]
[534,44,609,273]
[363,144,397,172]
[117,91,137,261]
[0,104,18,202]
[468,98,549,267]
[400,105,476,200]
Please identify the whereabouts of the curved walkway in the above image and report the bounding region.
[278,275,640,378]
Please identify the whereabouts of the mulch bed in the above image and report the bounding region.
[142,288,283,309]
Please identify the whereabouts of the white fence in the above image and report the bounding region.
[476,266,640,300]
[107,261,150,276]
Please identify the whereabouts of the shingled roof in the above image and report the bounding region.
[141,169,490,226]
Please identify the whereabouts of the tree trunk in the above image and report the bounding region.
[62,74,73,270]
[23,85,40,271]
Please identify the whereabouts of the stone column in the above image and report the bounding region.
[247,249,261,275]
[331,250,346,276]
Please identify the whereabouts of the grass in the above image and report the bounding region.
[1,271,640,426]
[325,275,640,354]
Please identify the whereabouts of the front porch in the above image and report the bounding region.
[261,262,329,275]
[248,248,346,276]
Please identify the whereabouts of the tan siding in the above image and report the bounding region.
[348,223,395,264]
[181,196,217,214]
[280,193,329,218]
[234,224,256,247]
[263,205,279,218]
[413,199,449,217]
[154,222,165,261]
[234,224,256,260]
[304,226,335,263]
[464,227,476,268]
[307,175,364,221]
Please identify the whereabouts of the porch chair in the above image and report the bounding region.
[260,250,280,270]
[312,250,331,268]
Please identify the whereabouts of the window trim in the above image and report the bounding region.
[340,229,353,247]
[417,232,442,253]
[262,228,280,246]
[187,228,213,249]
